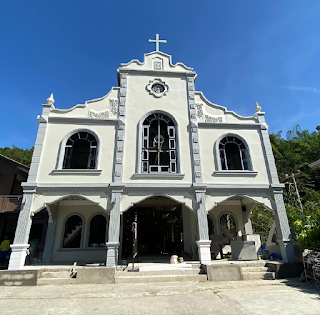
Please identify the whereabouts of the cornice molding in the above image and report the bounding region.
[131,173,185,180]
[48,117,118,125]
[213,171,258,176]
[50,169,102,175]
[198,122,261,129]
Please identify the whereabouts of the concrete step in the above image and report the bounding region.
[37,278,77,285]
[238,261,267,268]
[115,274,207,284]
[117,269,202,276]
[39,271,72,279]
[241,267,269,273]
[242,271,275,280]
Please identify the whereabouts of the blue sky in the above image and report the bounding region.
[1,0,319,149]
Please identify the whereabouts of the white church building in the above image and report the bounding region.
[8,36,295,270]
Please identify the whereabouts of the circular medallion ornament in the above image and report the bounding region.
[146,78,169,98]
[152,84,164,94]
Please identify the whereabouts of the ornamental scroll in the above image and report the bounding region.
[88,98,119,119]
[196,103,224,123]
[89,109,110,119]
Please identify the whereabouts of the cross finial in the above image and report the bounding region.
[148,34,167,52]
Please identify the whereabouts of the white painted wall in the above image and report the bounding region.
[36,51,272,189]
[37,123,116,184]
[199,128,269,184]
[51,204,109,263]
[123,73,192,183]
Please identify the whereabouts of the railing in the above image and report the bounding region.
[0,195,23,213]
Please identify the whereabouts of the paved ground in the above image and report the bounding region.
[0,279,319,315]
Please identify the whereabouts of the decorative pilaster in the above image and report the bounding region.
[255,111,279,185]
[42,220,56,263]
[106,189,122,267]
[8,193,34,270]
[195,190,211,265]
[113,72,128,183]
[255,108,295,262]
[28,94,55,183]
[187,76,203,183]
[272,190,295,262]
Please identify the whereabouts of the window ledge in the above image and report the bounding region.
[58,248,106,252]
[51,169,102,175]
[213,170,258,176]
[132,173,185,180]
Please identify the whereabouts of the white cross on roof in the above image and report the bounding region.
[148,34,167,52]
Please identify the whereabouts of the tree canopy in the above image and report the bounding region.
[252,125,320,249]
[0,146,33,167]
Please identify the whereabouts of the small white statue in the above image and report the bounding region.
[47,93,55,104]
[255,102,262,112]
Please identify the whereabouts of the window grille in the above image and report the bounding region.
[219,136,249,171]
[63,132,97,169]
[142,113,177,173]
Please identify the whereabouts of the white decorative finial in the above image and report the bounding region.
[255,102,262,112]
[148,34,167,52]
[47,93,55,104]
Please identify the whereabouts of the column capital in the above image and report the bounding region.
[193,184,207,190]
[271,183,285,190]
[110,183,125,192]
[195,189,206,194]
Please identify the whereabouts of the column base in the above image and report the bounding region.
[106,242,120,267]
[196,240,212,265]
[8,244,30,270]
[278,239,295,263]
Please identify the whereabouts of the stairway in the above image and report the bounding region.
[37,267,77,285]
[240,261,275,280]
[115,264,207,283]
[64,224,82,246]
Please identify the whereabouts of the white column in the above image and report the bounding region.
[195,190,211,265]
[255,111,295,262]
[106,189,121,267]
[8,193,34,270]
[272,190,295,262]
[42,219,56,263]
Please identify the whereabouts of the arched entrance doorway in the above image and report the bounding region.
[121,196,187,261]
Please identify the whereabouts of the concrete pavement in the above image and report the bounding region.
[0,279,319,315]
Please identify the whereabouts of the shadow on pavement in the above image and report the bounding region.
[281,278,320,299]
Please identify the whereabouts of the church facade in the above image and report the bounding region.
[8,44,295,270]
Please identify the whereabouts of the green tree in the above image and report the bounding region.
[269,125,320,250]
[0,146,33,167]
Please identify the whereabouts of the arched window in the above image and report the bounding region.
[88,215,107,247]
[63,215,83,248]
[219,136,250,171]
[63,132,97,169]
[141,113,177,173]
[220,213,237,241]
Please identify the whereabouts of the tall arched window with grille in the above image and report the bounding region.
[63,132,98,169]
[219,136,250,171]
[141,113,177,173]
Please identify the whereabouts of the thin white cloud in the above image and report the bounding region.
[286,85,320,93]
